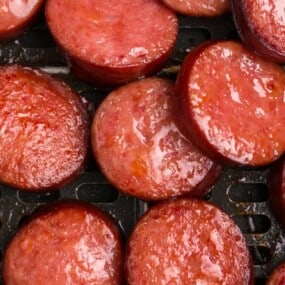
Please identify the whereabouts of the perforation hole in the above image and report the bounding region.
[203,190,212,200]
[229,183,268,203]
[173,28,211,61]
[77,183,119,203]
[17,215,30,229]
[232,214,271,234]
[17,29,55,48]
[85,155,101,172]
[79,90,107,107]
[249,246,272,265]
[18,191,60,204]
[255,278,267,285]
[227,28,239,40]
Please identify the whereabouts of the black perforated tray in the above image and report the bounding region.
[0,10,284,285]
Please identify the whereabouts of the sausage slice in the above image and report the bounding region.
[232,0,285,63]
[0,0,44,41]
[45,0,178,86]
[176,40,285,166]
[125,198,254,284]
[91,78,221,201]
[0,65,89,191]
[266,262,285,285]
[162,0,230,17]
[3,201,124,285]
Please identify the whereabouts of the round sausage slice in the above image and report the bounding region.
[266,262,285,285]
[268,155,285,227]
[232,0,285,63]
[176,40,285,166]
[0,0,44,42]
[161,0,230,17]
[0,65,89,191]
[91,78,222,201]
[125,198,254,285]
[45,0,178,86]
[3,200,124,285]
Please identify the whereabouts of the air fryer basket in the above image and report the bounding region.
[0,11,284,285]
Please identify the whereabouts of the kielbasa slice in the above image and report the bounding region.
[91,78,221,201]
[125,198,254,284]
[0,0,44,42]
[162,0,230,17]
[0,65,89,191]
[268,155,285,227]
[45,0,178,86]
[176,40,285,166]
[266,262,285,285]
[3,201,124,285]
[232,0,285,63]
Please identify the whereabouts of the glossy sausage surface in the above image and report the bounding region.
[162,0,230,17]
[176,40,285,166]
[0,65,89,191]
[232,0,285,63]
[125,198,254,284]
[92,78,221,201]
[3,201,124,285]
[0,0,44,41]
[45,0,178,86]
